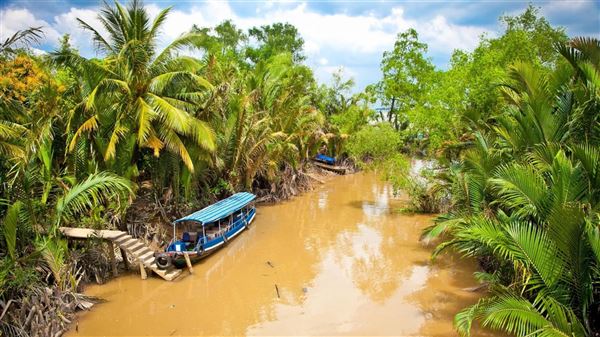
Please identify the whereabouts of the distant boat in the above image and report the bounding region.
[155,192,256,269]
[314,153,336,165]
[311,154,347,174]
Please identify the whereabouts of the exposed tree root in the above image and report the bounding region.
[0,285,98,337]
[254,164,334,203]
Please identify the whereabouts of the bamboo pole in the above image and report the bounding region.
[183,253,193,274]
[139,262,147,280]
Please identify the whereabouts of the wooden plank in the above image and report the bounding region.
[107,241,118,277]
[120,248,130,270]
[59,227,125,240]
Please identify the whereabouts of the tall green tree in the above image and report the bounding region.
[246,23,305,64]
[377,28,435,131]
[459,5,568,126]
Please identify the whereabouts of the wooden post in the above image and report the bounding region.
[120,248,130,270]
[139,262,147,280]
[183,253,193,274]
[108,241,118,277]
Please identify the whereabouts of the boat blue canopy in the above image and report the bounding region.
[174,192,256,225]
[315,153,335,165]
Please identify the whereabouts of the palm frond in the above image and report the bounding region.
[54,172,132,228]
[68,115,98,152]
[586,221,600,264]
[104,122,129,161]
[1,202,23,260]
[159,127,194,172]
[153,32,207,67]
[148,6,171,42]
[188,119,216,151]
[490,163,548,220]
[457,294,552,337]
[77,18,115,54]
[505,223,566,289]
[0,26,44,54]
[134,97,156,144]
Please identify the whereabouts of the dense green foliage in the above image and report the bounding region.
[356,6,598,336]
[0,1,597,336]
[367,6,569,154]
[423,38,600,336]
[0,1,366,334]
[415,19,599,337]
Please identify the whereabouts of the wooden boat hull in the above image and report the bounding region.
[311,159,347,174]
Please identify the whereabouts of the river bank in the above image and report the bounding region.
[66,172,499,336]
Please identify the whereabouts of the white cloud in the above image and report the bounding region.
[31,47,47,56]
[0,6,106,54]
[0,8,61,46]
[419,15,489,54]
[262,3,401,54]
[138,1,486,58]
[0,1,492,89]
[52,7,104,52]
[143,1,486,62]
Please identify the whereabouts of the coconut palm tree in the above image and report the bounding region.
[55,0,215,176]
[203,50,324,191]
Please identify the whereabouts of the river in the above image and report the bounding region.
[67,172,499,336]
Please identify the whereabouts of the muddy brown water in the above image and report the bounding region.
[67,172,501,336]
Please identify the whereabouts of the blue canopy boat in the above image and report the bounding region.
[155,192,256,269]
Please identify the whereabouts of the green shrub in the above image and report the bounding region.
[346,123,402,161]
[398,167,448,213]
[379,153,410,193]
[382,158,448,213]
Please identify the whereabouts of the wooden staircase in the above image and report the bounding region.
[59,227,182,281]
[111,232,182,281]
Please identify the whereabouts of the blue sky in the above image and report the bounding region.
[1,0,599,91]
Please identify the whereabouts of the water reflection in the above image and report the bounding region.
[318,191,328,210]
[68,172,499,336]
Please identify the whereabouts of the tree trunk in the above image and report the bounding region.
[388,97,396,123]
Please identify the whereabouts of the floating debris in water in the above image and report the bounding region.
[266,261,275,268]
